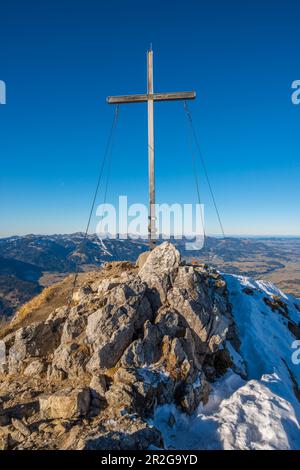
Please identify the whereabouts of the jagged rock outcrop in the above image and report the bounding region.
[39,388,91,419]
[86,278,152,372]
[8,321,60,373]
[0,242,235,450]
[139,242,181,308]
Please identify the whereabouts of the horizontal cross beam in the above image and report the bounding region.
[107,91,196,104]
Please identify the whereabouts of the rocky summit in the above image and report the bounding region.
[0,242,235,450]
[0,242,299,450]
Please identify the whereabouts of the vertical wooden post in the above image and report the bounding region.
[147,49,156,250]
[107,50,196,250]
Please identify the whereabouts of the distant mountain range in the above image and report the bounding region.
[0,255,42,317]
[0,233,299,318]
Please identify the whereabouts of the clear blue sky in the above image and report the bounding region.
[0,0,299,237]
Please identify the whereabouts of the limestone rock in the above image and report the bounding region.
[83,424,162,450]
[11,418,31,437]
[24,360,45,377]
[89,375,107,399]
[60,313,87,344]
[167,265,229,353]
[121,320,161,368]
[51,342,90,377]
[8,321,60,373]
[86,280,152,371]
[39,387,91,419]
[177,374,211,414]
[73,283,93,303]
[139,241,180,308]
[97,278,120,295]
[136,250,150,269]
[106,366,174,417]
[161,336,194,382]
[46,306,68,327]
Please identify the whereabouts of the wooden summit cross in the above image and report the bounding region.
[107,49,196,250]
